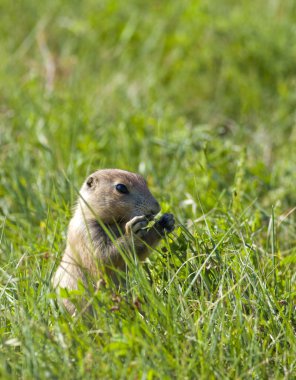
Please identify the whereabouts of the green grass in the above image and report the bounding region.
[1,0,296,378]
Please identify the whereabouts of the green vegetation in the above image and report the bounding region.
[1,0,296,378]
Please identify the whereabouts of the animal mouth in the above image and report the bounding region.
[145,214,156,221]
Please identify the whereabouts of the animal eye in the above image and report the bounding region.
[115,184,129,194]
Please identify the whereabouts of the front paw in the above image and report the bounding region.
[125,215,148,238]
[156,213,175,234]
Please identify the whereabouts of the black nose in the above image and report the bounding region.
[151,201,161,216]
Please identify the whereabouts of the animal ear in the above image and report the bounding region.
[86,176,94,188]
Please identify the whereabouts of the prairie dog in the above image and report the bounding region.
[52,169,175,312]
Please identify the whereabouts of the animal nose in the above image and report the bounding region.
[151,201,161,216]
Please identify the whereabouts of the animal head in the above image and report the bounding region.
[78,169,160,224]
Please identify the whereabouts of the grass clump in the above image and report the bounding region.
[0,0,296,378]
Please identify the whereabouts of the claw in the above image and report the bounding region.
[125,215,148,236]
[157,213,175,233]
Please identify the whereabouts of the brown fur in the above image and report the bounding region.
[52,169,174,313]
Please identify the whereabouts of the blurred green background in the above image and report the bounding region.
[1,0,296,245]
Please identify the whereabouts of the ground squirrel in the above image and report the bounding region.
[52,169,175,313]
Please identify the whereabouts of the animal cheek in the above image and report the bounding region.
[112,201,130,218]
[126,204,137,218]
[126,205,141,219]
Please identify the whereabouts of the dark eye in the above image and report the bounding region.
[115,184,129,194]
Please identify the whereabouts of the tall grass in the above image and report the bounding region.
[0,0,295,378]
